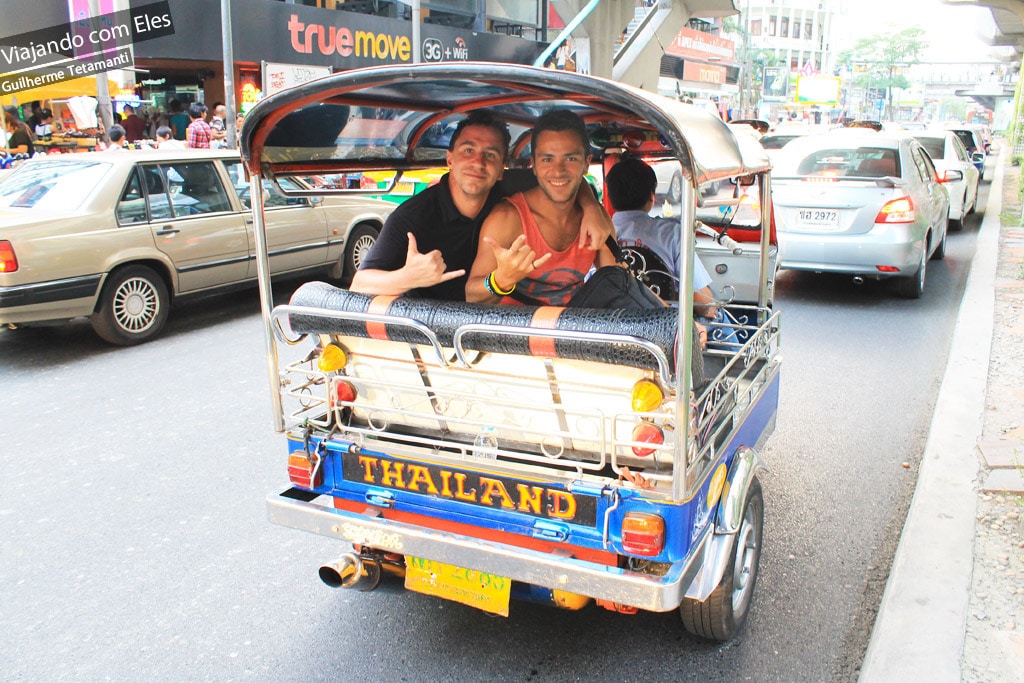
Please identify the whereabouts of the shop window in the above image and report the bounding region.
[805,21,813,40]
[749,19,762,36]
[768,17,776,36]
[780,17,788,38]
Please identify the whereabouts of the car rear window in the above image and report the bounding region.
[0,159,111,210]
[774,142,900,179]
[914,137,945,160]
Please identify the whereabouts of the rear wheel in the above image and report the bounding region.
[896,247,927,299]
[680,478,764,642]
[668,172,683,203]
[341,224,380,287]
[90,265,170,345]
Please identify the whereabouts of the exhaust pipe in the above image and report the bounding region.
[852,276,864,285]
[319,553,381,591]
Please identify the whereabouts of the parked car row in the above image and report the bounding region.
[0,150,396,345]
[756,122,986,299]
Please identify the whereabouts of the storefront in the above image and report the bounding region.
[657,26,739,119]
[130,0,548,121]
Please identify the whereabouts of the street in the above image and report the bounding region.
[0,169,988,682]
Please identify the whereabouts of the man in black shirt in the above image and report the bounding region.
[352,110,611,301]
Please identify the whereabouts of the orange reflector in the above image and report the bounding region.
[287,452,321,489]
[631,421,664,457]
[622,512,666,556]
[317,343,348,372]
[631,379,664,413]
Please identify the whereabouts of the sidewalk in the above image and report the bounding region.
[859,148,1024,682]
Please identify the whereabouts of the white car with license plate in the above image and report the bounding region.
[771,131,955,298]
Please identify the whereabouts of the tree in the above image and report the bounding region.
[837,27,927,120]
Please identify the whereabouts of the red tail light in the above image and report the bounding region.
[875,196,915,224]
[0,241,18,272]
[288,452,323,489]
[622,512,666,556]
[631,421,664,457]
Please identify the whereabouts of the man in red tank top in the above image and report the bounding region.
[466,109,617,305]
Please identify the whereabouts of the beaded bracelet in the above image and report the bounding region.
[484,271,515,296]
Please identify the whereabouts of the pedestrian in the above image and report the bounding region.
[104,124,127,152]
[121,105,146,143]
[156,125,185,149]
[3,111,34,156]
[186,103,212,149]
[168,99,188,141]
[209,103,228,148]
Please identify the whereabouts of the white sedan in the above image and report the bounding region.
[913,131,980,230]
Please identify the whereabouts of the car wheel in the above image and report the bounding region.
[679,478,763,642]
[896,247,927,299]
[668,172,683,204]
[341,223,380,287]
[90,265,170,345]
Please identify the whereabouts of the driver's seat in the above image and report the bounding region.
[618,243,679,302]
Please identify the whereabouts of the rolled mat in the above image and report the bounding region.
[287,281,680,372]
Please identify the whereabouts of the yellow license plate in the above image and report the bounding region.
[393,181,415,194]
[404,556,511,616]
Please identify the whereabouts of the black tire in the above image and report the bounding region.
[341,223,379,286]
[896,247,926,299]
[90,265,170,345]
[680,478,764,642]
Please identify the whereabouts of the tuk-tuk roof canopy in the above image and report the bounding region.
[240,63,769,188]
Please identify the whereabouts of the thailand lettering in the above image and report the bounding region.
[343,452,596,526]
[287,14,411,61]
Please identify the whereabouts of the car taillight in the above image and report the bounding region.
[0,241,18,272]
[631,421,664,457]
[621,512,665,556]
[288,452,323,489]
[875,196,915,223]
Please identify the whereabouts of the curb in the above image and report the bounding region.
[858,148,1004,682]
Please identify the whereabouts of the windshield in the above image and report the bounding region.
[0,159,111,210]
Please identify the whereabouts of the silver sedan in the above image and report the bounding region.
[771,131,955,298]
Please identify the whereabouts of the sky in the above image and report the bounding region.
[834,0,1002,62]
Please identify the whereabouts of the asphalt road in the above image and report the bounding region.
[0,171,987,682]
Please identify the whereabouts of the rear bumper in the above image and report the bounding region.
[778,223,922,276]
[267,487,707,612]
[0,274,101,324]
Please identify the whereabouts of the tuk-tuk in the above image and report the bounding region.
[240,63,780,642]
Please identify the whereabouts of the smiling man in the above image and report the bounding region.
[466,109,616,305]
[351,110,611,301]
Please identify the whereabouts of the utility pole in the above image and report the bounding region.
[221,0,238,149]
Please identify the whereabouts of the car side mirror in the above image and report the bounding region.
[309,196,323,205]
[940,169,963,183]
[971,152,984,163]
